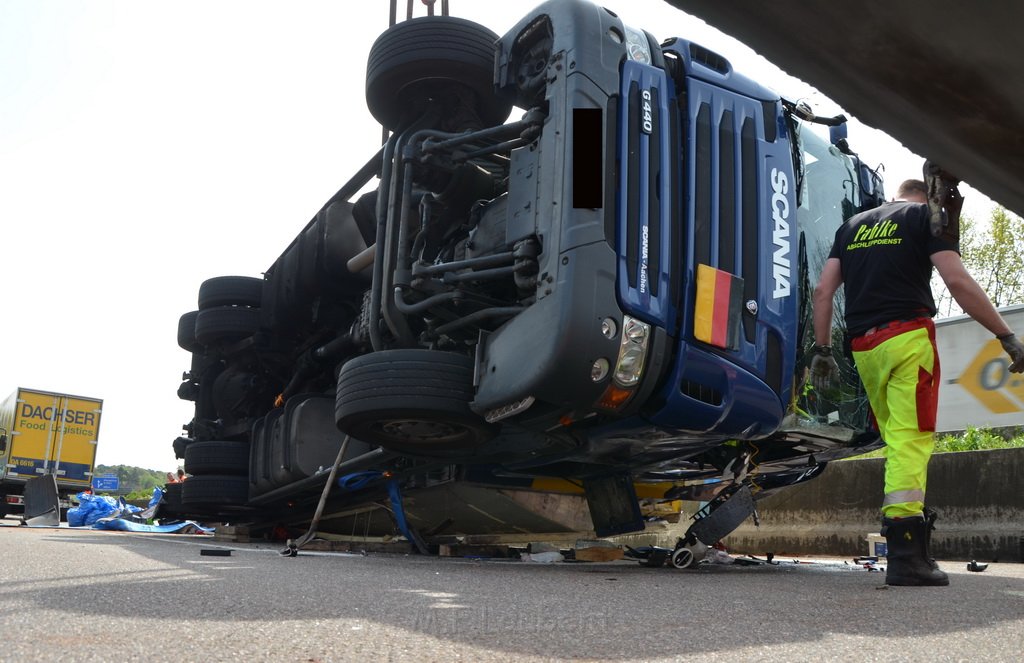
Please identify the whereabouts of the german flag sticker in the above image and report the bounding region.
[694,264,743,350]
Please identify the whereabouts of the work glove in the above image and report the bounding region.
[999,333,1024,373]
[809,346,840,391]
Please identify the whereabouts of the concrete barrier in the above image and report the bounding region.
[724,448,1024,562]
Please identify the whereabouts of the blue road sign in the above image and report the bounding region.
[92,475,120,492]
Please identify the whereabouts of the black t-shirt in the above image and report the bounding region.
[828,201,958,335]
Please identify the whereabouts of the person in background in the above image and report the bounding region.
[177,468,187,482]
[166,472,179,484]
[811,176,1024,586]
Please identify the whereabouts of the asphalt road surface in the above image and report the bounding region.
[2,522,1023,662]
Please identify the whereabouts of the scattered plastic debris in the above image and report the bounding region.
[852,556,885,572]
[733,555,775,566]
[706,548,734,565]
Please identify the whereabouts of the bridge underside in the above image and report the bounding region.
[666,1,1024,217]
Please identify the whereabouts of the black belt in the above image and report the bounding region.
[857,316,929,338]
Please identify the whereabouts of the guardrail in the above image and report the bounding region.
[724,448,1024,562]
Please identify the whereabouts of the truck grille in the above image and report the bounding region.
[694,102,761,344]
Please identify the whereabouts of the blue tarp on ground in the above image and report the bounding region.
[68,488,214,533]
[90,518,214,534]
[67,492,127,527]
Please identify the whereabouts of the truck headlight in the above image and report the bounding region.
[613,316,650,387]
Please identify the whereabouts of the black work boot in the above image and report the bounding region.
[881,514,949,586]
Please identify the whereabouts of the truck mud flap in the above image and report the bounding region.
[23,475,60,527]
[690,485,755,545]
[583,473,645,538]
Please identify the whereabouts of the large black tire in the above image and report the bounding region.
[177,310,200,352]
[181,475,249,506]
[194,306,261,346]
[184,440,250,476]
[172,436,195,460]
[365,16,512,130]
[157,482,183,520]
[198,276,264,310]
[336,349,496,453]
[163,482,183,508]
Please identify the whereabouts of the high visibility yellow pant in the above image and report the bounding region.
[851,318,939,519]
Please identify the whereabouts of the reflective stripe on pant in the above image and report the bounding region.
[851,318,939,519]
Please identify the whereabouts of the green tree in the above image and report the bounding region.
[934,206,1024,315]
[94,464,172,495]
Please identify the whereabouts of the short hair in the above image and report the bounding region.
[897,179,928,198]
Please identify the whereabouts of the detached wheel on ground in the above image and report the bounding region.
[184,440,250,476]
[198,276,264,310]
[670,547,696,569]
[365,16,513,131]
[671,538,708,569]
[335,349,496,454]
[181,475,249,506]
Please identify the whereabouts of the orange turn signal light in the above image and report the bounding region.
[598,384,634,411]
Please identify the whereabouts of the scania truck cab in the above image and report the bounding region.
[168,0,883,553]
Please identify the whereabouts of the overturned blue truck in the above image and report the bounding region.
[167,0,885,563]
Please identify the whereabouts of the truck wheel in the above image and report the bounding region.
[198,276,264,310]
[335,349,496,453]
[184,440,250,476]
[181,475,249,506]
[194,306,261,347]
[157,482,184,520]
[173,436,195,460]
[177,310,200,352]
[365,16,512,131]
[162,482,183,508]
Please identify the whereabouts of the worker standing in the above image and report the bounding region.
[810,176,1024,586]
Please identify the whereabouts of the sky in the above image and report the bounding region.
[0,0,999,472]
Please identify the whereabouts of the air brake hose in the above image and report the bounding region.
[335,470,429,555]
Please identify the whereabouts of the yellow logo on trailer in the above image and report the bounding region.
[958,340,1024,413]
[8,389,100,484]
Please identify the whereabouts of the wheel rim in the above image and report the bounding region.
[373,418,473,446]
[672,549,695,569]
